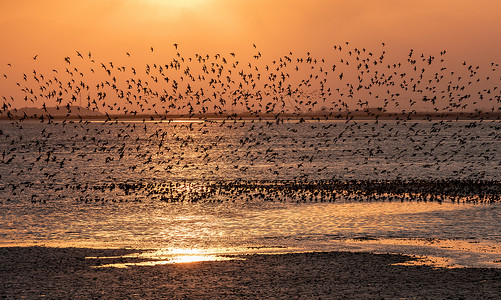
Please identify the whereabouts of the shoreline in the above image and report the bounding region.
[2,235,500,269]
[1,246,500,299]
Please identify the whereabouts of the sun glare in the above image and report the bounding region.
[89,248,241,268]
[146,0,210,9]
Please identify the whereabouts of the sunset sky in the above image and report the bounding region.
[1,0,500,112]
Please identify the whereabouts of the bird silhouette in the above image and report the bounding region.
[0,42,499,205]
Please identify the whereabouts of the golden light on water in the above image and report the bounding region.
[342,238,501,269]
[89,248,241,268]
[87,238,501,269]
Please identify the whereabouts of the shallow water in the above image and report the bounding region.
[1,195,500,267]
[1,119,499,185]
[0,119,500,267]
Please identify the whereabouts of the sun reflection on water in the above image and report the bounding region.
[89,248,243,268]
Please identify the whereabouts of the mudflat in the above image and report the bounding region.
[1,247,500,299]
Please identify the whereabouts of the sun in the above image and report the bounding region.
[145,0,210,9]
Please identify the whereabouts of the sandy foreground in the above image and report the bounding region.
[1,247,500,299]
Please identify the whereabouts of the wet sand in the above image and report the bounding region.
[1,247,500,299]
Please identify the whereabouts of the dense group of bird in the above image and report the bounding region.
[0,43,500,204]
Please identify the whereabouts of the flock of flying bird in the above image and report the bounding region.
[0,43,500,204]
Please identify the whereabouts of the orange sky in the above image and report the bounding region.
[1,0,500,57]
[1,0,500,112]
